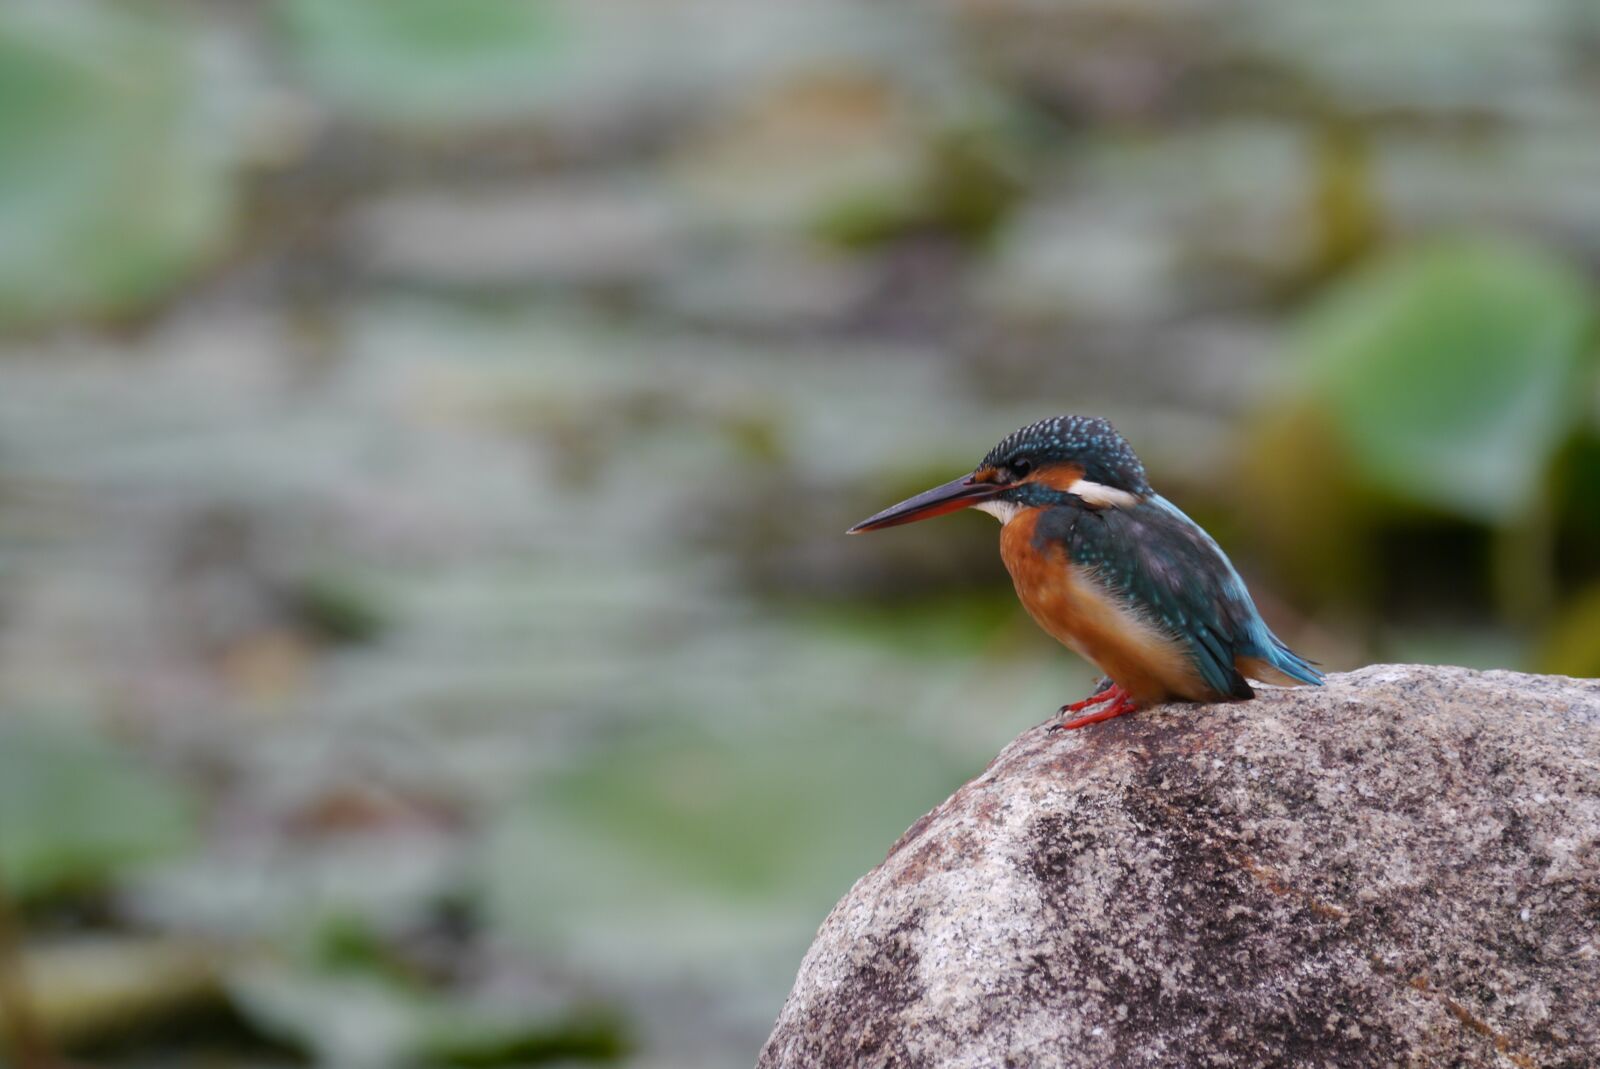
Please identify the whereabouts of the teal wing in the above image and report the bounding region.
[1035,496,1321,698]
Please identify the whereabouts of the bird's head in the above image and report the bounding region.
[847,415,1151,533]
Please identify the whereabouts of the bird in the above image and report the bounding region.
[847,415,1322,729]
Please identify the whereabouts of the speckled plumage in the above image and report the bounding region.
[982,415,1151,495]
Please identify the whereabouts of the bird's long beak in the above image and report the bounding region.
[847,474,1003,533]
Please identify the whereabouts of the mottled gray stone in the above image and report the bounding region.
[760,665,1600,1069]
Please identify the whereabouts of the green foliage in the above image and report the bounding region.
[3,937,222,1051]
[485,716,973,972]
[1293,237,1598,523]
[231,957,627,1067]
[290,571,390,645]
[228,913,626,1066]
[812,124,1026,249]
[428,1008,627,1067]
[0,719,195,899]
[278,0,572,129]
[0,4,233,328]
[1304,122,1380,281]
[1539,584,1600,678]
[790,592,1023,657]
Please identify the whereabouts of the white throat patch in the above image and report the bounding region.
[973,499,1022,524]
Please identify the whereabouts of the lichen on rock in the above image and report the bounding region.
[759,665,1600,1069]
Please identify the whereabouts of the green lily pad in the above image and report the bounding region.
[0,718,195,899]
[1293,237,1598,523]
[230,958,627,1067]
[484,716,974,978]
[278,0,572,130]
[0,4,234,327]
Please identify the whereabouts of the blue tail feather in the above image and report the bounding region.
[1148,495,1323,688]
[1254,633,1324,686]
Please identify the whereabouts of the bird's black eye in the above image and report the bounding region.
[1009,458,1032,479]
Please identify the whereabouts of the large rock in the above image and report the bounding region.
[759,665,1600,1069]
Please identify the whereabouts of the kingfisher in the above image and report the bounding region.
[848,415,1322,729]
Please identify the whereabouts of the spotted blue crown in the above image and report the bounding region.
[982,415,1151,494]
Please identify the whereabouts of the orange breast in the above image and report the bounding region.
[999,509,1210,704]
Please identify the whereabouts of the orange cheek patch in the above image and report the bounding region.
[1031,463,1086,493]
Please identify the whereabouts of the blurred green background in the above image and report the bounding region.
[2,1,1599,1066]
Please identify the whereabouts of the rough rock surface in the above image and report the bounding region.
[759,665,1600,1069]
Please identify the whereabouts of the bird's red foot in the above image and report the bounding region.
[1050,685,1140,730]
[1058,678,1115,714]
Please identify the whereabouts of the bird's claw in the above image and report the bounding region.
[1057,678,1116,716]
[1050,683,1139,731]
